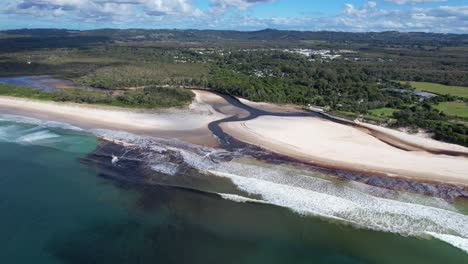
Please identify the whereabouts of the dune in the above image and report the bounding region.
[221,115,468,186]
[356,121,468,155]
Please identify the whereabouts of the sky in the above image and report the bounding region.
[1,0,467,33]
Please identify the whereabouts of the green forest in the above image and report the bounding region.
[0,83,194,108]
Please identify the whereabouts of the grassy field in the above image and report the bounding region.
[405,81,468,98]
[363,114,387,122]
[368,107,397,117]
[434,101,468,118]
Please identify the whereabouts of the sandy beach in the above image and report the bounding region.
[1,90,468,186]
[221,115,468,186]
[0,90,226,146]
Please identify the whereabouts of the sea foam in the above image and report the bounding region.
[207,168,468,237]
[0,114,83,131]
[0,123,60,144]
[426,232,468,254]
[16,130,60,143]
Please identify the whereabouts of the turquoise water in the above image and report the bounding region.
[0,120,467,264]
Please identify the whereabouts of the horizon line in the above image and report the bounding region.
[0,27,463,35]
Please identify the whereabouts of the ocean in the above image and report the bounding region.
[0,117,467,263]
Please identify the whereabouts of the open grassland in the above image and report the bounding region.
[368,108,397,117]
[0,47,210,88]
[75,63,209,89]
[406,81,468,98]
[434,101,468,118]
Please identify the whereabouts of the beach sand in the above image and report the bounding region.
[221,115,468,186]
[356,121,468,155]
[0,90,226,146]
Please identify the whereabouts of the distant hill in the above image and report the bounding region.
[1,28,467,51]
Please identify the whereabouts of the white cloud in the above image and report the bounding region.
[343,1,377,16]
[224,2,468,33]
[6,0,200,21]
[384,0,447,5]
[208,0,276,15]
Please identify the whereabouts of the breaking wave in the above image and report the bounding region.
[0,123,60,145]
[0,114,83,132]
[16,130,60,143]
[0,115,90,153]
[426,232,468,254]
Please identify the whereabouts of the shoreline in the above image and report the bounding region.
[0,91,225,147]
[1,91,468,189]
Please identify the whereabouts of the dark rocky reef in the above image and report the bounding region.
[82,137,468,202]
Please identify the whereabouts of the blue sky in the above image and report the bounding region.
[1,0,467,33]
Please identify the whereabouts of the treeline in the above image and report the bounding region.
[207,50,411,113]
[0,83,194,108]
[393,105,466,146]
[358,57,468,87]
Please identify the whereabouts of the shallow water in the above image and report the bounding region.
[0,75,100,92]
[0,119,467,263]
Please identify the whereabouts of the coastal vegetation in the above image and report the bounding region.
[0,83,194,108]
[393,105,466,146]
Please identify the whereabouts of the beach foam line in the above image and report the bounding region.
[210,170,359,222]
[207,169,468,238]
[0,123,61,144]
[218,193,269,204]
[0,114,84,131]
[426,232,468,254]
[16,130,60,143]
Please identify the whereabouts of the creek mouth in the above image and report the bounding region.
[0,76,465,198]
[199,91,468,200]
